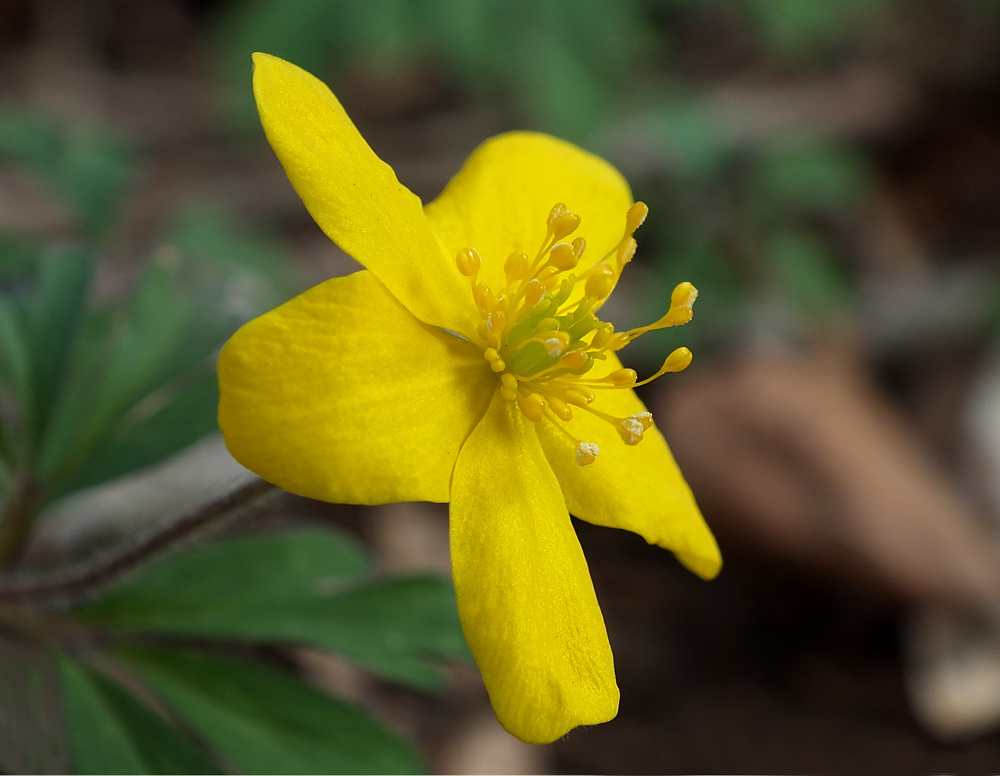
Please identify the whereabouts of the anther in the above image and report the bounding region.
[618,416,645,445]
[664,346,693,372]
[575,441,600,466]
[547,202,569,226]
[524,280,546,306]
[626,202,648,234]
[518,393,546,422]
[632,347,693,388]
[536,318,560,333]
[456,247,482,278]
[617,237,637,267]
[590,323,613,349]
[572,236,587,257]
[549,242,579,271]
[604,368,638,386]
[663,282,698,327]
[561,351,587,369]
[548,396,573,421]
[564,388,594,406]
[585,264,615,300]
[504,251,530,281]
[473,283,497,314]
[483,347,505,373]
[500,373,519,401]
[550,212,581,241]
[487,311,506,334]
[544,331,570,357]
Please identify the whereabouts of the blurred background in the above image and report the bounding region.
[3,0,1000,773]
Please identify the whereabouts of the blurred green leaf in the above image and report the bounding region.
[750,141,871,220]
[741,0,897,63]
[0,235,41,287]
[74,528,471,688]
[217,0,655,135]
[55,368,220,497]
[648,98,731,180]
[0,106,132,237]
[119,646,425,775]
[37,255,231,489]
[26,246,92,438]
[57,655,221,775]
[0,105,61,173]
[0,635,65,774]
[286,574,474,687]
[75,528,371,625]
[59,128,134,238]
[763,228,852,318]
[167,205,301,315]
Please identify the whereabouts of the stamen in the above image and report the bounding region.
[517,392,546,422]
[504,251,530,282]
[633,347,692,387]
[626,202,648,233]
[456,247,482,278]
[575,442,599,466]
[548,242,579,271]
[483,347,505,373]
[460,200,696,464]
[585,264,615,300]
[547,396,573,421]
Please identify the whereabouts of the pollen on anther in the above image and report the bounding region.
[575,442,599,466]
[619,417,645,445]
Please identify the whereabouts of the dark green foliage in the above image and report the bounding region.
[119,647,425,775]
[57,656,222,775]
[75,528,472,689]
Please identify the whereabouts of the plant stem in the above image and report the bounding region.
[0,478,276,608]
[0,473,41,571]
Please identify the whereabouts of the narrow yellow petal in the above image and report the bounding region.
[451,390,618,744]
[218,270,493,504]
[252,52,474,338]
[537,354,722,579]
[425,132,633,296]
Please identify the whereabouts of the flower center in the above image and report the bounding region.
[455,201,696,466]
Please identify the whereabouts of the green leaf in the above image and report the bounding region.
[0,105,132,236]
[27,246,92,437]
[37,255,232,488]
[0,104,61,173]
[764,228,852,318]
[0,635,65,774]
[75,527,371,625]
[119,646,425,775]
[74,528,471,688]
[283,574,475,688]
[54,367,220,498]
[750,141,871,220]
[57,128,133,238]
[57,654,220,774]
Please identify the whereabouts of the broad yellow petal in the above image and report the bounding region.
[537,355,722,579]
[252,53,474,337]
[451,389,618,744]
[218,270,492,504]
[425,132,633,295]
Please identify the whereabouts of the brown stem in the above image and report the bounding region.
[0,474,42,571]
[0,478,277,608]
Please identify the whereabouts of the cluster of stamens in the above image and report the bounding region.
[456,201,697,466]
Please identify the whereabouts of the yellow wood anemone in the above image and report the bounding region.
[218,52,722,745]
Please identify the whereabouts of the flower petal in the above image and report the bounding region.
[252,52,474,337]
[450,389,618,744]
[424,132,633,295]
[537,355,722,579]
[218,270,492,504]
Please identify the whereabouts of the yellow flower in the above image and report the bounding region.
[218,53,721,745]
